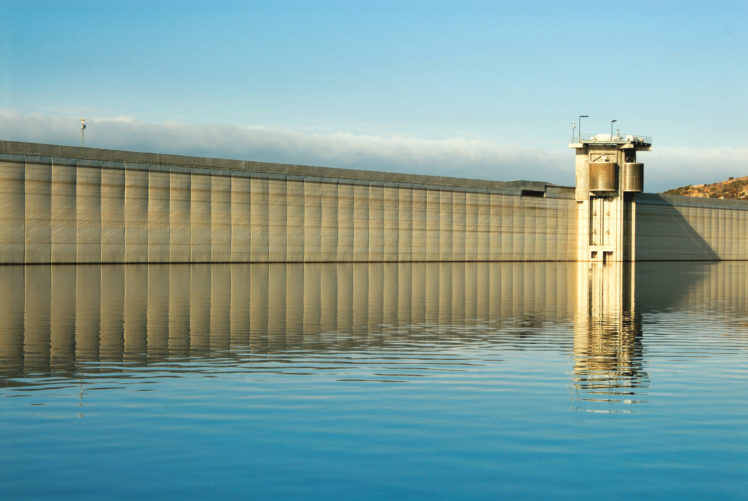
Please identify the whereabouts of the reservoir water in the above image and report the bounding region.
[1,262,747,499]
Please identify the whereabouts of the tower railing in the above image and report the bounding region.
[576,134,652,145]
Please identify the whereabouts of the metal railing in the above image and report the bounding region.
[577,134,652,144]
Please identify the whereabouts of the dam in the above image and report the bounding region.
[0,138,746,263]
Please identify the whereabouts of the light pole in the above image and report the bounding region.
[571,121,576,143]
[80,118,86,147]
[610,119,617,139]
[578,115,588,142]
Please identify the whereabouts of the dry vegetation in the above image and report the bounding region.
[665,176,748,200]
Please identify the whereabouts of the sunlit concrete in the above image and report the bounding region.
[0,141,577,263]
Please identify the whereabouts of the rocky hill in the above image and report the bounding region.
[664,176,748,200]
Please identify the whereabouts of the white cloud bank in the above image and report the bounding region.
[1,110,746,192]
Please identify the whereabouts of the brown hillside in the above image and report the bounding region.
[664,176,748,201]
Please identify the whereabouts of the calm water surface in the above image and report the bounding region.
[1,262,747,499]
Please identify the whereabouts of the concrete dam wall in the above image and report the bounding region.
[0,141,577,264]
[637,193,748,260]
[1,140,747,263]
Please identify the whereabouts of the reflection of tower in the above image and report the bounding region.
[78,378,85,419]
[573,262,647,411]
[571,133,651,262]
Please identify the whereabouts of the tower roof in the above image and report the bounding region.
[570,133,652,151]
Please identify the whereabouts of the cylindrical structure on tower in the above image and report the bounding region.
[623,163,644,192]
[589,162,617,193]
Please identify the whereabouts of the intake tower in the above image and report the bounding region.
[571,133,652,262]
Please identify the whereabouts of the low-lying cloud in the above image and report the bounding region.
[1,109,745,192]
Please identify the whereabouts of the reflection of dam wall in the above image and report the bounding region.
[570,260,748,411]
[0,263,576,378]
[0,141,576,264]
[636,261,748,315]
[637,194,748,260]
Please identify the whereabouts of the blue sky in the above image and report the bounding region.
[1,0,747,190]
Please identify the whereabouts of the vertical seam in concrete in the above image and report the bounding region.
[22,158,27,264]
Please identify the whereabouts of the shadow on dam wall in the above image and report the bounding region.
[636,194,729,261]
